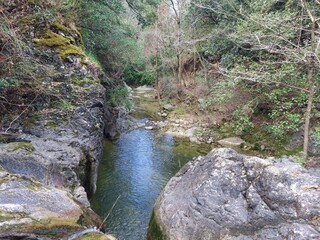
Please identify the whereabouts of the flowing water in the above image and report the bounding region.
[91,88,211,240]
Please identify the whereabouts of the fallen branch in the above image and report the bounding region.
[99,195,121,231]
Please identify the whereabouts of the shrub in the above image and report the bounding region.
[106,86,132,111]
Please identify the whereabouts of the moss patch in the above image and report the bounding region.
[51,21,69,34]
[9,142,35,154]
[34,30,84,59]
[25,181,43,192]
[27,219,81,237]
[27,0,42,5]
[147,211,165,240]
[59,44,84,59]
[79,233,114,240]
[18,14,37,27]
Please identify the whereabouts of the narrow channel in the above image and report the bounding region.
[91,88,210,239]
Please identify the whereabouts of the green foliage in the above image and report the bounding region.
[85,51,101,66]
[312,128,320,146]
[265,86,306,141]
[78,0,159,76]
[0,78,19,90]
[123,65,155,86]
[52,100,74,111]
[106,86,132,111]
[232,104,254,135]
[125,0,161,27]
[294,155,306,166]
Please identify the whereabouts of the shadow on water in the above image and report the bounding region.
[91,88,211,239]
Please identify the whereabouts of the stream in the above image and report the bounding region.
[91,88,211,240]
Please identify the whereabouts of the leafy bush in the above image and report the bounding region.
[106,86,132,111]
[0,78,19,90]
[123,65,155,86]
[232,105,254,135]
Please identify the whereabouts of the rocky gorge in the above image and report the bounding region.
[1,1,320,240]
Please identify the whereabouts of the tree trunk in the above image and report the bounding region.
[193,44,196,85]
[156,53,161,106]
[177,54,181,87]
[302,0,316,161]
[303,63,315,161]
[178,54,185,87]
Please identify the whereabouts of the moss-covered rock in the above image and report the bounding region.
[0,169,84,237]
[9,142,35,153]
[34,30,85,60]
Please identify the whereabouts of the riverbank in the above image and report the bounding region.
[128,86,271,160]
[132,86,319,164]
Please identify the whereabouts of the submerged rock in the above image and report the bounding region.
[218,137,245,147]
[149,148,320,240]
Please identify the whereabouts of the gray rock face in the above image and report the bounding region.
[151,148,320,240]
[287,128,320,156]
[0,167,82,232]
[104,106,137,138]
[0,78,106,238]
[0,84,105,199]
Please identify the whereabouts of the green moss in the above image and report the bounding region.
[27,0,42,5]
[173,106,186,116]
[147,211,165,240]
[10,142,35,154]
[51,21,83,46]
[51,21,69,33]
[25,117,36,129]
[79,233,113,240]
[34,30,85,59]
[27,219,82,238]
[25,181,43,192]
[76,27,84,47]
[274,146,303,158]
[34,30,70,47]
[71,77,93,87]
[46,122,57,129]
[59,44,84,59]
[19,15,37,26]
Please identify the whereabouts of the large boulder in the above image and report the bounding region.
[0,167,99,238]
[149,148,320,240]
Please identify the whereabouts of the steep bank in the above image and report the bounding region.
[149,148,320,239]
[0,1,113,238]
